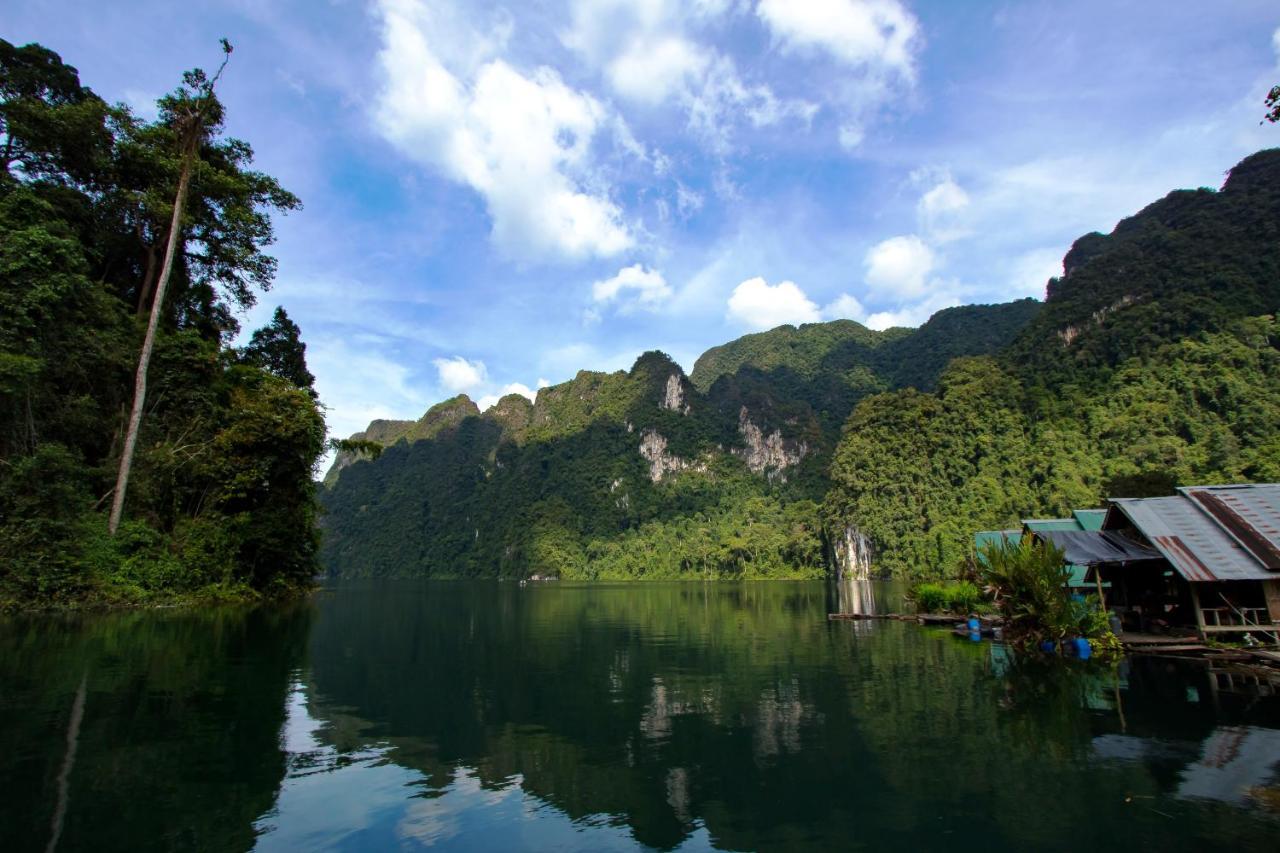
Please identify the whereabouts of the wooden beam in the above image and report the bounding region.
[1190,583,1207,641]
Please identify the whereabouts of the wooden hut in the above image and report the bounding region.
[1094,484,1280,641]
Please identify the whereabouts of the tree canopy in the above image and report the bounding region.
[0,40,323,607]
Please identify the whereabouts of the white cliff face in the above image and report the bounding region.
[734,407,807,482]
[832,524,873,580]
[1057,293,1138,346]
[638,429,705,482]
[661,374,690,415]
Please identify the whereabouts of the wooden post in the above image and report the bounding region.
[1189,583,1207,641]
[1094,565,1108,610]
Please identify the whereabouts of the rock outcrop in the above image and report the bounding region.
[733,408,807,483]
[661,373,690,415]
[831,524,873,581]
[638,429,703,482]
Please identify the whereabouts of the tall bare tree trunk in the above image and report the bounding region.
[108,143,196,535]
[135,241,159,317]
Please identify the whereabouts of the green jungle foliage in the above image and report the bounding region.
[0,40,324,607]
[321,353,826,579]
[977,539,1116,651]
[323,309,1038,579]
[912,580,983,615]
[826,150,1280,580]
[327,149,1280,583]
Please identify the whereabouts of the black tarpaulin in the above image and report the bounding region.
[1032,530,1163,565]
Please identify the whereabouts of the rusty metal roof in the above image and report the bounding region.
[1179,484,1280,571]
[1110,488,1279,582]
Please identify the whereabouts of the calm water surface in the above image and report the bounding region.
[1,580,1278,851]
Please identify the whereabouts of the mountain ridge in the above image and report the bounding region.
[320,148,1280,581]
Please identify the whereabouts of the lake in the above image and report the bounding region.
[1,580,1278,851]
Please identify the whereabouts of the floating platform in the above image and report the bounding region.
[827,612,1000,627]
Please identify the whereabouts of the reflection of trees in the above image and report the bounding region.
[301,582,1280,852]
[0,604,313,851]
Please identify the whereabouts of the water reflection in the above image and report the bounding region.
[0,604,312,852]
[2,583,1279,852]
[258,582,1278,852]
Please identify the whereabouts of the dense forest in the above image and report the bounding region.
[827,149,1280,577]
[321,303,1041,579]
[324,149,1280,582]
[0,40,325,607]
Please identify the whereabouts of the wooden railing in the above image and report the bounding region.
[1200,606,1277,632]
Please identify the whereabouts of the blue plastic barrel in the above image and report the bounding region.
[1075,638,1092,660]
[967,618,980,631]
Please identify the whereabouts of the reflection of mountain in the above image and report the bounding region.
[284,582,1280,852]
[0,605,312,852]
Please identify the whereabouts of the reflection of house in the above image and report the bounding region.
[1177,726,1280,806]
[1092,726,1280,808]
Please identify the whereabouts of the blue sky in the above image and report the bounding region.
[5,0,1280,441]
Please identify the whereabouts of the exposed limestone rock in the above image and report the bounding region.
[638,429,704,482]
[832,524,873,581]
[1057,294,1139,346]
[661,374,690,415]
[734,407,807,482]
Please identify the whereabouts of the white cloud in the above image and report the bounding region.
[562,0,812,153]
[592,264,672,311]
[311,338,430,440]
[477,382,540,411]
[374,0,632,261]
[917,174,970,241]
[1008,248,1063,299]
[608,34,710,105]
[757,0,919,76]
[727,277,821,330]
[864,291,963,330]
[838,123,865,150]
[864,235,935,296]
[676,183,704,217]
[823,292,867,321]
[433,356,487,392]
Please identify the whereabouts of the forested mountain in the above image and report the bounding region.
[826,149,1280,577]
[321,303,1039,579]
[0,41,324,606]
[324,149,1280,582]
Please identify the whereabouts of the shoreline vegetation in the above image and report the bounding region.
[0,40,325,611]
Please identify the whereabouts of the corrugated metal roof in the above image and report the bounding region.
[1179,484,1280,571]
[974,530,1020,548]
[1033,529,1163,566]
[1111,494,1276,582]
[974,530,1020,566]
[1073,509,1107,531]
[1023,518,1082,532]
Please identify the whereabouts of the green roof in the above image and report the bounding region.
[974,530,1020,565]
[1022,518,1082,532]
[1072,509,1107,531]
